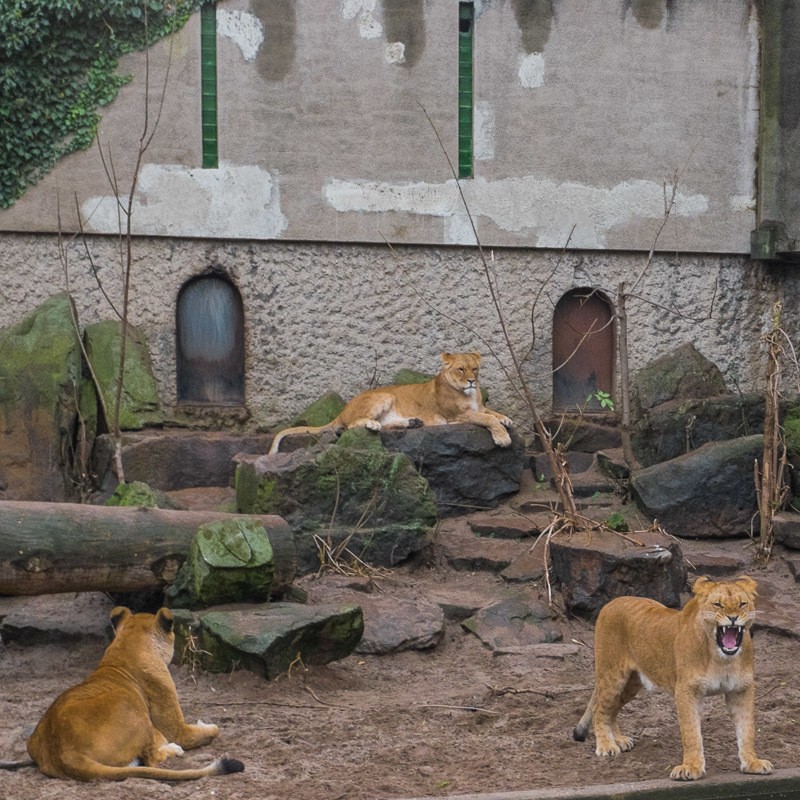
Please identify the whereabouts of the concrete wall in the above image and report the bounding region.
[0,0,759,252]
[1,233,794,432]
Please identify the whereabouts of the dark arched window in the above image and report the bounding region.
[176,275,244,405]
[552,288,614,411]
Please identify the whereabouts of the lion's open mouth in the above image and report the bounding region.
[716,624,744,655]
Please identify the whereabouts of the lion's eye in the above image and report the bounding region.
[739,601,747,608]
[712,602,723,608]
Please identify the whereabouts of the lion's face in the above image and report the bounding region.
[693,576,757,657]
[440,352,482,395]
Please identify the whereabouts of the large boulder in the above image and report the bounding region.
[83,320,163,431]
[379,424,526,515]
[0,294,84,501]
[236,428,438,571]
[549,526,687,620]
[630,435,763,538]
[173,602,364,678]
[632,342,727,418]
[632,393,766,467]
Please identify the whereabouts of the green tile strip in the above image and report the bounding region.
[200,2,218,169]
[458,2,474,179]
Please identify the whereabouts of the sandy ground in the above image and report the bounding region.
[1,536,799,800]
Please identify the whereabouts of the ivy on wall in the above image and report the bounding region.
[0,0,205,208]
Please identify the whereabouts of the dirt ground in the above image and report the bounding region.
[1,538,799,800]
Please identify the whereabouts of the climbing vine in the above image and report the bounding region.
[0,0,204,208]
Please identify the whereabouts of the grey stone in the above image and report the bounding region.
[0,593,114,646]
[461,592,562,651]
[752,578,800,639]
[631,393,767,467]
[379,423,526,516]
[351,595,444,655]
[0,293,83,501]
[596,448,631,480]
[173,602,364,678]
[501,543,547,583]
[93,430,273,494]
[437,521,529,572]
[531,451,595,481]
[630,435,764,538]
[632,342,727,417]
[549,526,688,620]
[774,511,800,550]
[541,419,623,453]
[468,512,541,539]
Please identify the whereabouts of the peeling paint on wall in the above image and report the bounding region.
[512,0,555,54]
[383,0,425,68]
[324,175,709,249]
[217,10,264,63]
[518,52,545,88]
[342,0,382,39]
[385,42,406,64]
[251,0,296,81]
[474,101,496,161]
[82,164,288,239]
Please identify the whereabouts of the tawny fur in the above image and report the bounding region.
[573,576,772,781]
[21,607,244,782]
[268,351,512,454]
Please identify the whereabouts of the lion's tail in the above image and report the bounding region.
[65,755,244,782]
[0,759,36,770]
[572,690,596,742]
[268,422,338,455]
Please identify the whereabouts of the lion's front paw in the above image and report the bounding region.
[742,757,773,775]
[616,735,635,752]
[595,739,621,757]
[491,428,512,447]
[670,763,705,781]
[499,416,512,429]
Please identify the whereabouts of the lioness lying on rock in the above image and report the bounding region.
[1,606,244,782]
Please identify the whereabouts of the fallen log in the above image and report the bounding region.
[0,501,296,597]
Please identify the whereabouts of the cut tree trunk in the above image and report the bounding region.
[0,501,296,597]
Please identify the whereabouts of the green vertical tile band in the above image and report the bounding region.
[458,2,474,179]
[201,2,218,169]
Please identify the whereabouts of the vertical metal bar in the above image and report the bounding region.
[458,3,474,179]
[200,2,218,169]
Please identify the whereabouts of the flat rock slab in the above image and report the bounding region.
[501,539,548,583]
[549,526,687,620]
[0,593,114,645]
[684,548,748,576]
[461,591,562,652]
[468,512,542,539]
[173,601,364,679]
[305,588,445,655]
[437,519,530,572]
[774,511,800,550]
[752,578,800,639]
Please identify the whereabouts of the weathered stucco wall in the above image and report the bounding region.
[0,234,793,433]
[0,0,759,253]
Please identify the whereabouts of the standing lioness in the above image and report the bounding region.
[573,576,772,781]
[269,351,512,454]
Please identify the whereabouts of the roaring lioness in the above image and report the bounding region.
[3,607,243,782]
[269,351,512,454]
[573,576,772,781]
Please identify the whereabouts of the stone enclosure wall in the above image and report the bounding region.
[1,1,798,431]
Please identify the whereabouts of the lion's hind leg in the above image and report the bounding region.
[593,671,641,756]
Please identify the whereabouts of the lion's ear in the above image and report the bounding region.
[440,352,453,365]
[691,576,716,597]
[734,576,758,596]
[156,608,174,635]
[470,352,482,364]
[110,606,131,633]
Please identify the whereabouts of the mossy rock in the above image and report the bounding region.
[288,390,346,427]
[83,320,163,430]
[172,602,364,678]
[104,480,183,509]
[166,519,274,609]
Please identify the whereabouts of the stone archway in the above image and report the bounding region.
[552,288,614,411]
[176,275,245,405]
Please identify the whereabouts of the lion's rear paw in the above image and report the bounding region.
[159,743,185,758]
[407,418,424,429]
[742,758,773,775]
[670,763,705,781]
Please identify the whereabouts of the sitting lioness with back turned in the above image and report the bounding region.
[573,576,772,781]
[1,606,243,782]
[269,351,512,454]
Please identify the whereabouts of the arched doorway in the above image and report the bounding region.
[176,275,245,405]
[552,288,614,411]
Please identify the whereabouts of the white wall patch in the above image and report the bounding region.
[325,175,708,249]
[474,101,496,161]
[385,42,406,64]
[518,53,545,89]
[342,0,382,39]
[82,164,288,239]
[217,10,264,63]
